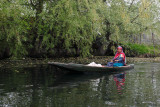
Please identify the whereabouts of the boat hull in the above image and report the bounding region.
[48,62,134,73]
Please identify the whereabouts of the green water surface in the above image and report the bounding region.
[0,63,160,107]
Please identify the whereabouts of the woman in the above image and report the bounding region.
[107,46,126,67]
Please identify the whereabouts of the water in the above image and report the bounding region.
[0,63,160,107]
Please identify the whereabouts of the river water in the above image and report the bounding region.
[0,63,160,107]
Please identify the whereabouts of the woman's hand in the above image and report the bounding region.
[111,60,113,62]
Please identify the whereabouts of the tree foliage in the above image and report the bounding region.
[0,0,159,58]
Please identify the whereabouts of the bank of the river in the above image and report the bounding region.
[49,56,160,64]
[1,56,160,68]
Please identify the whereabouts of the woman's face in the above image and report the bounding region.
[117,48,122,53]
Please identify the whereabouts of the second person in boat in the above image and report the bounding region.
[107,46,126,67]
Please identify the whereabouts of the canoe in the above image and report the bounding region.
[48,62,134,73]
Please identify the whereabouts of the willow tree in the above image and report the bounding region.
[0,0,31,58]
[103,0,159,44]
[0,0,106,57]
[26,0,106,57]
[0,0,160,58]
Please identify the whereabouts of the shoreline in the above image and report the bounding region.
[0,56,160,68]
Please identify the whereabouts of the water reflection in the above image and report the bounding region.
[113,72,126,94]
[1,63,160,107]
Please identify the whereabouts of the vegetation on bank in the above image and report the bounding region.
[122,43,160,57]
[1,56,160,68]
[1,0,160,59]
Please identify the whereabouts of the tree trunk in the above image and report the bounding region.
[105,21,111,41]
[31,0,44,56]
[140,33,142,44]
[152,32,155,57]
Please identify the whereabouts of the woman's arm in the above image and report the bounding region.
[115,54,124,62]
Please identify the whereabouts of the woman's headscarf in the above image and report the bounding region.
[114,46,126,63]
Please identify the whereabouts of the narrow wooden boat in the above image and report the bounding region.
[48,62,134,73]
